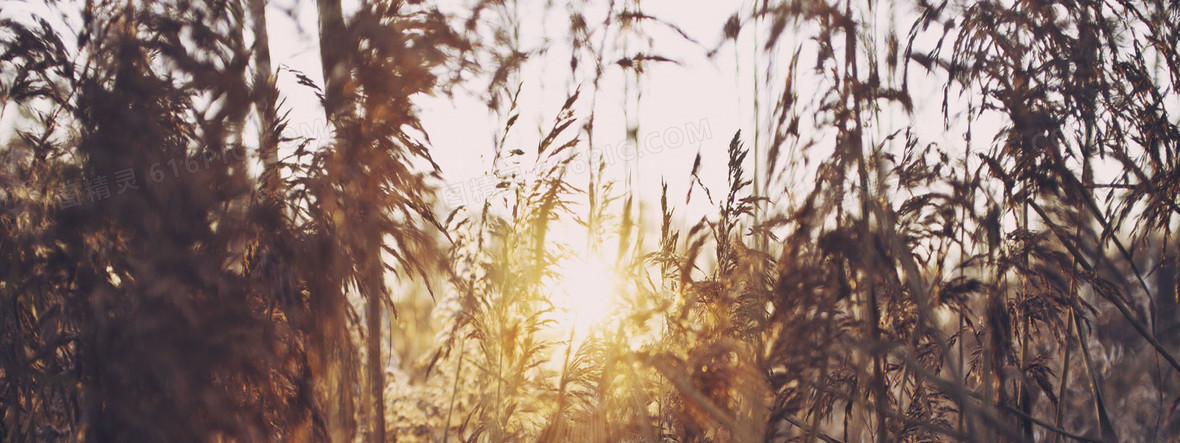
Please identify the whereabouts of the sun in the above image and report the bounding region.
[548,254,620,341]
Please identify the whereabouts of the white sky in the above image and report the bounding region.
[0,0,982,221]
[264,0,759,226]
[1,0,1143,242]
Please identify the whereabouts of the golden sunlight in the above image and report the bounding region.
[548,254,620,342]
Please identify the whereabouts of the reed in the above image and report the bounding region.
[2,0,1179,441]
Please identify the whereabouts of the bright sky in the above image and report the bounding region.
[8,0,1134,246]
[0,0,996,222]
[264,0,757,227]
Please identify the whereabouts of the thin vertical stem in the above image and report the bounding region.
[442,337,466,443]
[248,0,279,194]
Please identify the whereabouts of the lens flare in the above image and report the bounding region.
[549,255,619,341]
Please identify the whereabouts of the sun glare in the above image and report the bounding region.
[549,255,620,341]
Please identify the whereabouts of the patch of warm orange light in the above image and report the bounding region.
[548,254,619,342]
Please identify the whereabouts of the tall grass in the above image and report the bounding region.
[3,0,1180,441]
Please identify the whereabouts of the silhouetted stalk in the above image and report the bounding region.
[1019,197,1032,439]
[615,1,636,265]
[842,3,888,439]
[249,0,279,193]
[1072,310,1118,441]
[1051,308,1074,443]
[1023,198,1180,374]
[957,133,970,437]
[364,255,386,442]
[750,0,764,252]
[442,337,465,442]
[313,0,389,441]
[315,0,349,120]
